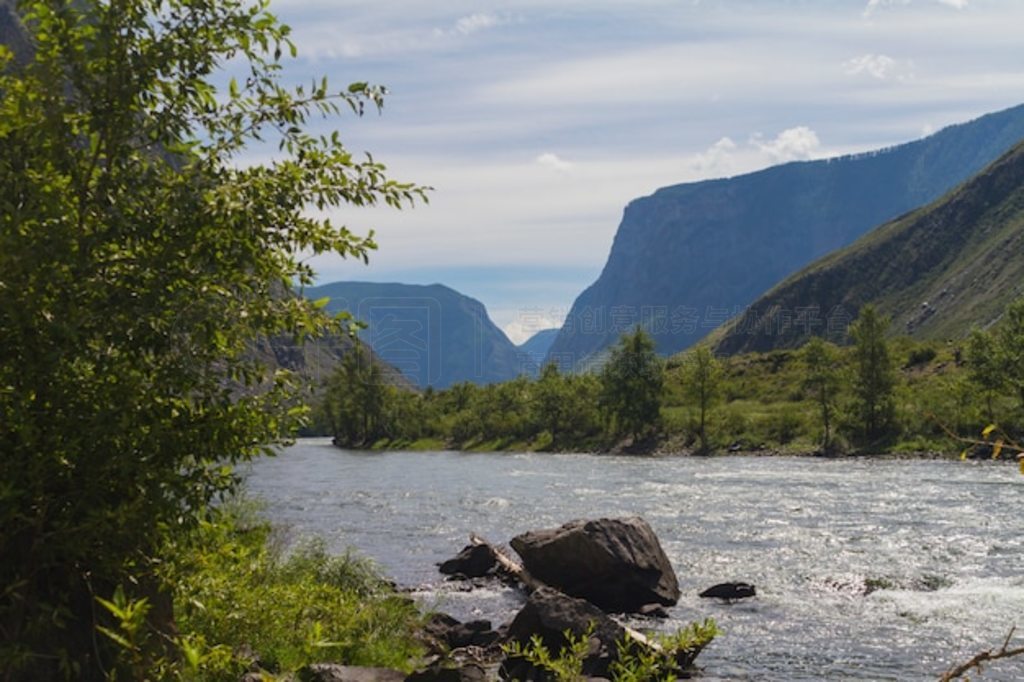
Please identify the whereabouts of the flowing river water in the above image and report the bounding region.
[244,438,1024,681]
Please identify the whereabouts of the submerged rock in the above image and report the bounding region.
[699,582,756,600]
[509,517,680,613]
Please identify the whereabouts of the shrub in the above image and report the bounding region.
[906,346,938,368]
[161,505,424,679]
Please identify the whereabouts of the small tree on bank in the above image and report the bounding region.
[599,327,664,441]
[801,336,842,452]
[679,345,723,453]
[966,327,1003,423]
[849,305,896,442]
[965,297,1024,428]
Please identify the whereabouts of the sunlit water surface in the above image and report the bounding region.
[244,439,1024,681]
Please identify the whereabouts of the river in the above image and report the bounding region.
[244,438,1024,681]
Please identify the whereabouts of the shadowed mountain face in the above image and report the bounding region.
[304,281,527,388]
[516,328,559,374]
[547,104,1024,365]
[711,141,1024,355]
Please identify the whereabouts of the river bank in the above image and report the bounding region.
[342,433,970,461]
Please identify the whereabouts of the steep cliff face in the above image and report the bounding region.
[711,142,1024,355]
[547,104,1024,364]
[304,281,526,388]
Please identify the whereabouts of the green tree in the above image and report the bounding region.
[849,305,896,441]
[533,362,570,442]
[679,346,723,452]
[0,0,425,675]
[531,364,602,447]
[324,344,389,446]
[966,327,1003,423]
[992,298,1024,417]
[966,297,1024,425]
[599,327,664,441]
[801,336,842,452]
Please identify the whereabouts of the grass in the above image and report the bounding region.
[160,502,424,680]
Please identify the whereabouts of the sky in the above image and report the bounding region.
[251,0,1024,343]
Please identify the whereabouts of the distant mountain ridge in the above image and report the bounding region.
[516,328,559,375]
[546,104,1024,365]
[711,141,1024,354]
[304,281,526,388]
[518,328,559,356]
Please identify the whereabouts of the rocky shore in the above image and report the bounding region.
[287,517,728,682]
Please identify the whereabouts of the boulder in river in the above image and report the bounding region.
[501,587,627,679]
[509,517,680,613]
[699,582,756,600]
[438,544,499,579]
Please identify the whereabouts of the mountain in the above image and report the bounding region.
[711,141,1024,355]
[516,328,560,374]
[519,328,559,359]
[546,104,1024,365]
[303,281,525,388]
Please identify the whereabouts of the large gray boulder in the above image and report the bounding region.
[501,587,627,679]
[509,517,680,613]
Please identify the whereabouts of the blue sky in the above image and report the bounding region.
[255,0,1024,342]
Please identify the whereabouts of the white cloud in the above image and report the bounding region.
[864,0,967,17]
[536,152,573,173]
[751,127,822,163]
[453,12,501,35]
[844,53,897,79]
[863,0,908,18]
[691,137,738,174]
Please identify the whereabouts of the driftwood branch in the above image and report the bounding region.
[939,626,1024,681]
[468,533,663,653]
[469,533,544,592]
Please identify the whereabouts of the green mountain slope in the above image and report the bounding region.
[303,281,525,388]
[712,141,1024,355]
[546,104,1024,365]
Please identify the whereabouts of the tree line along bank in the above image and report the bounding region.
[316,300,1024,458]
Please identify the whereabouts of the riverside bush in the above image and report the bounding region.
[505,619,720,682]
